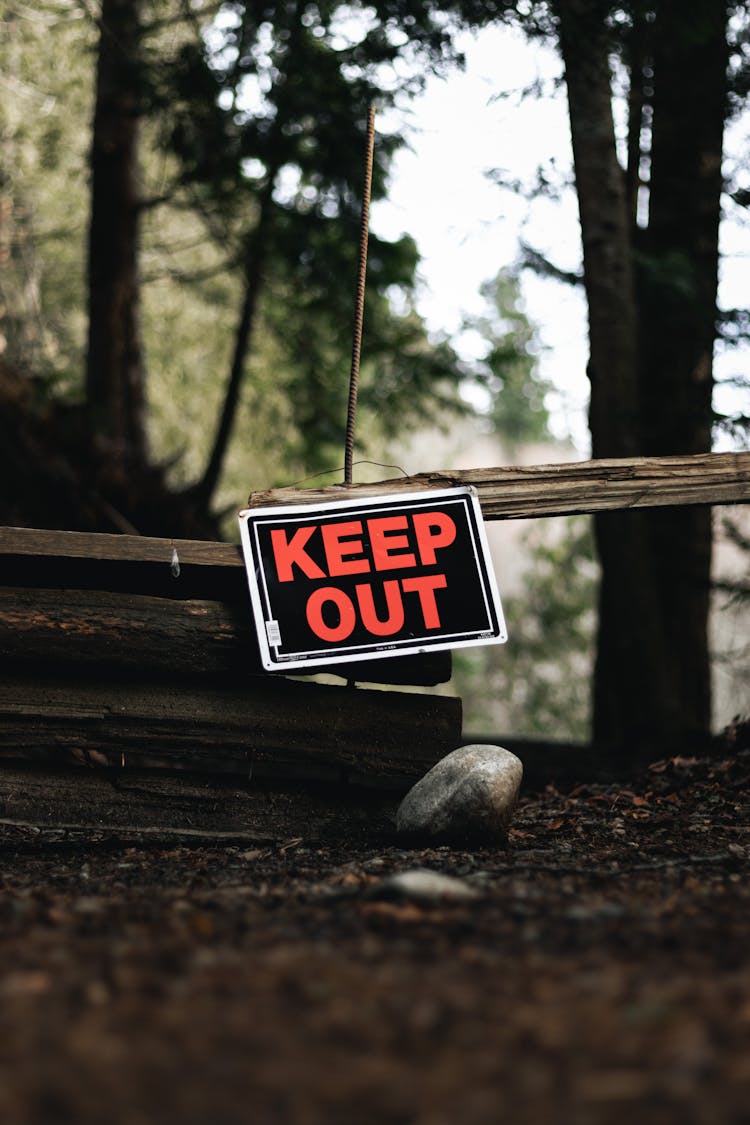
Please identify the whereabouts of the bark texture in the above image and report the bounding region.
[248,453,750,518]
[556,0,729,753]
[637,0,729,741]
[0,675,461,788]
[556,0,674,750]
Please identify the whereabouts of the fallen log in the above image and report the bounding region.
[0,674,461,787]
[0,766,398,845]
[0,586,450,686]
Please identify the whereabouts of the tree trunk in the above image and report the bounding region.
[636,0,729,742]
[556,0,681,753]
[555,0,639,454]
[85,0,147,469]
[557,0,729,753]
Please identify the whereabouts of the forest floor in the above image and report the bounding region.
[1,745,749,1125]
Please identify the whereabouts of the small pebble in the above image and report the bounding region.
[369,869,480,904]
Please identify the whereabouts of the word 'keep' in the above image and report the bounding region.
[270,511,456,582]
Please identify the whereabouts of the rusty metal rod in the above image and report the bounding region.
[344,105,376,486]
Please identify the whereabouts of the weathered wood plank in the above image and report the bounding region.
[248,452,750,517]
[2,454,747,577]
[3,454,748,580]
[0,526,243,567]
[0,587,451,686]
[0,675,462,786]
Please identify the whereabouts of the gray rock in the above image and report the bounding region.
[396,744,522,842]
[370,869,480,904]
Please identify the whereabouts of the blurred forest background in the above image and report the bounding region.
[1,0,748,751]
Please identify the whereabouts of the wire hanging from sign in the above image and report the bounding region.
[344,105,376,487]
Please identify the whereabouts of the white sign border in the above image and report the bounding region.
[238,485,507,672]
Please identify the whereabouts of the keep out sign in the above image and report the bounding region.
[238,486,507,672]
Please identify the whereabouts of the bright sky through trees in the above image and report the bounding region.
[373,22,750,454]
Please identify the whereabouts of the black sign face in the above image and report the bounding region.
[238,486,506,671]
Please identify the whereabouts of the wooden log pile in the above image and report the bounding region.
[0,526,460,788]
[2,451,747,806]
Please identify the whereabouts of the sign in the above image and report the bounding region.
[238,486,507,672]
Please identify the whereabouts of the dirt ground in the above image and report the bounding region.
[1,745,749,1125]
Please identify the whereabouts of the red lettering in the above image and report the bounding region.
[355,580,405,636]
[305,587,356,642]
[271,526,325,582]
[402,574,447,629]
[368,515,416,571]
[321,521,370,577]
[412,511,456,566]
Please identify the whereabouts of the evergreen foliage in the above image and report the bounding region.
[0,1,467,530]
[463,271,552,448]
[157,0,469,510]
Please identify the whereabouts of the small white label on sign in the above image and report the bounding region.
[266,620,281,646]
